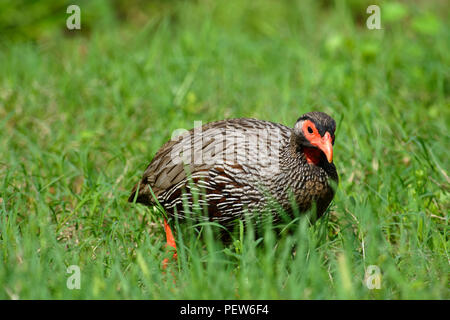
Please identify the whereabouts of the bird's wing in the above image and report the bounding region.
[128,118,291,206]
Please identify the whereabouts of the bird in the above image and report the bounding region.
[129,111,338,260]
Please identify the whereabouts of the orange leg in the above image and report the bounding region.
[162,219,177,269]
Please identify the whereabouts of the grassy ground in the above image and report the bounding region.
[0,0,448,299]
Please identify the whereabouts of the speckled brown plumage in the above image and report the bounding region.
[129,112,338,228]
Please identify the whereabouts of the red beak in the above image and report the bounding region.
[310,131,333,163]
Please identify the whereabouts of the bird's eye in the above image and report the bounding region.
[307,126,313,134]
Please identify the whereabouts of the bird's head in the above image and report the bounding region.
[292,111,336,165]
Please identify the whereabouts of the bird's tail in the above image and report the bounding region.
[128,179,153,205]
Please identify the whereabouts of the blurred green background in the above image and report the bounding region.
[0,0,448,299]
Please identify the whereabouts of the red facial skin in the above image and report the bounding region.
[302,120,334,165]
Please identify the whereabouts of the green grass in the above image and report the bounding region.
[0,0,448,299]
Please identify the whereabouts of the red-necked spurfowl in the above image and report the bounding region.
[129,111,338,261]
